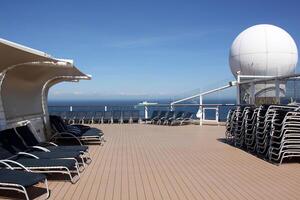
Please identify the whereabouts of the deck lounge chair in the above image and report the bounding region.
[158,111,174,125]
[93,111,104,124]
[165,111,184,125]
[131,110,140,123]
[50,115,104,144]
[15,124,91,164]
[122,111,131,123]
[0,145,80,183]
[84,111,95,124]
[0,161,49,200]
[0,128,85,168]
[113,111,122,123]
[151,111,167,124]
[103,111,113,124]
[74,111,87,124]
[171,112,194,126]
[145,110,159,123]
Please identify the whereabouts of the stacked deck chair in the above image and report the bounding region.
[0,161,49,200]
[171,112,194,126]
[255,105,298,158]
[158,111,174,125]
[232,106,251,148]
[244,108,259,152]
[225,108,235,142]
[151,111,167,124]
[0,130,80,183]
[268,109,300,164]
[50,115,104,144]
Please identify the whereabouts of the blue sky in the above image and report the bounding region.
[0,0,299,100]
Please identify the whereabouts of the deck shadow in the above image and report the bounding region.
[217,137,300,165]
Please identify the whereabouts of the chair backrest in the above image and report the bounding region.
[0,129,27,153]
[150,111,159,119]
[158,111,167,118]
[166,111,175,118]
[15,125,39,147]
[0,145,15,160]
[95,111,104,118]
[113,111,122,120]
[184,112,193,119]
[86,111,95,118]
[175,111,184,118]
[50,115,68,132]
[131,110,140,120]
[104,111,113,119]
[122,111,131,120]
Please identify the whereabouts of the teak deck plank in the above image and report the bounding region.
[1,124,300,200]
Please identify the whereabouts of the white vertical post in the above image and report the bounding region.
[216,107,219,125]
[70,106,73,112]
[250,82,255,105]
[144,106,148,119]
[104,106,107,112]
[275,78,280,104]
[236,72,241,105]
[199,95,203,126]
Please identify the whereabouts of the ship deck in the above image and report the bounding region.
[3,124,300,200]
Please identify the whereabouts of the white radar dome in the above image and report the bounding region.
[229,24,298,78]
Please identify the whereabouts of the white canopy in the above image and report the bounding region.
[0,38,90,139]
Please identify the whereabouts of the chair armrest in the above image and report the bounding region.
[17,152,39,159]
[0,160,14,170]
[50,132,83,146]
[1,160,31,172]
[30,146,51,152]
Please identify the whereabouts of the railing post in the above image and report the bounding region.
[104,106,107,112]
[216,106,219,125]
[144,105,148,119]
[70,106,73,112]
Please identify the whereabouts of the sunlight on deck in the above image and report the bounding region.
[10,124,300,199]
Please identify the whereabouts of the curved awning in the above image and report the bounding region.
[1,62,90,121]
[0,38,57,72]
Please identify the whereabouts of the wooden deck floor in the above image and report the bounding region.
[2,124,300,200]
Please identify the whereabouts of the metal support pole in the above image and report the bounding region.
[70,106,73,112]
[199,95,203,126]
[144,106,148,119]
[275,78,280,104]
[250,82,255,105]
[236,73,241,105]
[216,106,219,125]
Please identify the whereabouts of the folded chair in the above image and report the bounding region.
[0,161,49,200]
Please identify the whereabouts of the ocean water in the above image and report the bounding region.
[48,99,236,122]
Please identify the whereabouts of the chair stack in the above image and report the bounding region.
[244,108,258,152]
[269,110,300,164]
[225,104,300,165]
